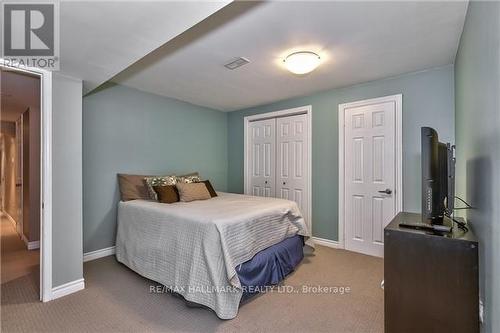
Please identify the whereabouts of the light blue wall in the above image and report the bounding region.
[52,74,83,287]
[454,2,500,332]
[228,66,455,241]
[83,84,228,253]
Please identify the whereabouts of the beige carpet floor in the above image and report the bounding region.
[1,246,384,333]
[1,214,39,285]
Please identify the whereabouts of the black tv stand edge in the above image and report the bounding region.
[384,212,479,333]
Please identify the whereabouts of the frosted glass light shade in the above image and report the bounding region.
[284,51,321,74]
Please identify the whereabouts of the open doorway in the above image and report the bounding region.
[0,67,41,299]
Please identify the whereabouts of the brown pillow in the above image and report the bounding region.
[118,174,152,201]
[144,175,177,201]
[176,182,211,202]
[202,180,217,197]
[153,185,179,204]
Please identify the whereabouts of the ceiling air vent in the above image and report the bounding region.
[224,57,250,70]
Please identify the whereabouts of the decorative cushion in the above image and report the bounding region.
[153,185,179,204]
[176,182,211,202]
[117,174,152,201]
[176,172,201,184]
[144,175,177,201]
[202,180,217,197]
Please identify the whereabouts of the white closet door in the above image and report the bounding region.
[276,114,308,220]
[249,118,276,197]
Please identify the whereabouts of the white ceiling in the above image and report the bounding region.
[1,69,40,122]
[59,1,231,94]
[112,1,468,111]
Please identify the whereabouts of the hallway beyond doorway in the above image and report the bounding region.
[1,213,39,285]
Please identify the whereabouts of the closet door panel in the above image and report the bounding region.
[276,114,308,218]
[249,118,276,197]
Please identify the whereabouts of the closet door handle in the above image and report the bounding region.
[265,181,268,184]
[282,182,286,185]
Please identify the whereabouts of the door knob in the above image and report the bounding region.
[265,181,268,184]
[283,182,286,185]
[378,188,392,195]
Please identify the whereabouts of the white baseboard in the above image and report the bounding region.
[312,236,342,249]
[83,246,116,262]
[27,240,40,250]
[52,278,85,300]
[21,234,40,250]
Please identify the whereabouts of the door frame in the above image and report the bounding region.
[243,105,313,231]
[338,94,403,250]
[1,60,53,302]
[0,135,4,211]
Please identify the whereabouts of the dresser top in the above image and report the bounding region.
[386,212,478,243]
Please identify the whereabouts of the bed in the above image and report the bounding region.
[115,192,309,319]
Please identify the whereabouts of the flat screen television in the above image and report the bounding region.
[421,127,455,224]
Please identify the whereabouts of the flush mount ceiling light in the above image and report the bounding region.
[283,51,321,75]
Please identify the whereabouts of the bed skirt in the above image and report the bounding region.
[237,235,304,299]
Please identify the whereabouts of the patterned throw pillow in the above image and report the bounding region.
[144,175,177,201]
[176,173,201,184]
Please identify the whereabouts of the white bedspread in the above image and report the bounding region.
[115,192,309,319]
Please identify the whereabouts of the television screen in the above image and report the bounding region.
[421,127,455,224]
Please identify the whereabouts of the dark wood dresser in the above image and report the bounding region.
[384,212,479,333]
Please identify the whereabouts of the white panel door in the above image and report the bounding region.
[276,114,309,225]
[344,101,396,257]
[249,118,276,197]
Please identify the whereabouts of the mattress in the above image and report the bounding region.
[115,192,309,319]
